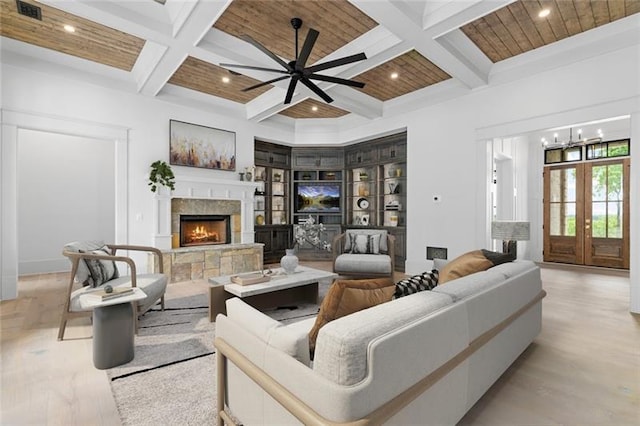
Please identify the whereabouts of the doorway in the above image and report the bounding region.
[543,158,630,268]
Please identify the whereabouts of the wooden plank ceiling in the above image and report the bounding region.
[279,99,350,119]
[213,0,378,66]
[354,50,451,101]
[0,0,144,71]
[462,0,640,63]
[168,57,272,103]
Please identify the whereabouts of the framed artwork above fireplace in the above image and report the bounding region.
[169,119,236,171]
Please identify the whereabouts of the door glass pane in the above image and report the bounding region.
[550,169,561,202]
[591,165,607,201]
[563,169,576,202]
[550,202,576,236]
[607,164,623,201]
[550,204,561,236]
[591,201,607,238]
[607,201,623,238]
[563,203,576,236]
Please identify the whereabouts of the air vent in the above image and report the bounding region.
[16,0,42,20]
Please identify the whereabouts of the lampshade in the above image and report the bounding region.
[491,221,530,241]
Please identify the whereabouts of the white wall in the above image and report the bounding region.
[1,43,638,310]
[17,130,115,274]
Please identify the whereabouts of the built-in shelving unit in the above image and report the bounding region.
[254,140,292,264]
[255,133,406,268]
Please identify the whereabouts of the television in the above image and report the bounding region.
[295,183,341,213]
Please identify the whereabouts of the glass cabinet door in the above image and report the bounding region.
[349,166,375,226]
[271,168,287,225]
[381,162,405,227]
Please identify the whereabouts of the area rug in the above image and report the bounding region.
[108,286,326,425]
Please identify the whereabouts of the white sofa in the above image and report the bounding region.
[214,260,545,425]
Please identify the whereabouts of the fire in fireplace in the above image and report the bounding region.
[180,215,231,247]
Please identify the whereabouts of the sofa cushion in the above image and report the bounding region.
[432,268,505,302]
[439,249,514,284]
[334,254,392,275]
[226,298,311,365]
[308,278,395,356]
[343,229,388,253]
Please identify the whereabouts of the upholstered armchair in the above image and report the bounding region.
[59,241,168,341]
[332,229,395,277]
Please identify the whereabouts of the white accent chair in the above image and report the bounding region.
[59,241,167,340]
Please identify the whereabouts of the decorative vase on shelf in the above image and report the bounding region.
[280,249,299,274]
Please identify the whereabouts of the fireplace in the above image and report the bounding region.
[180,215,231,247]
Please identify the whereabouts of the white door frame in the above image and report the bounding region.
[1,109,129,300]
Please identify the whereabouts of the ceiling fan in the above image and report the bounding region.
[220,17,367,105]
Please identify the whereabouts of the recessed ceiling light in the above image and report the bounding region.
[221,76,230,83]
[63,24,76,33]
[311,106,318,112]
[390,72,399,80]
[538,9,550,18]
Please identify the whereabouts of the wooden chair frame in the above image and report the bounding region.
[58,244,165,341]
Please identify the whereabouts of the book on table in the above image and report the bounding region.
[85,287,135,301]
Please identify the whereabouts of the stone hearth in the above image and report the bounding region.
[150,243,263,283]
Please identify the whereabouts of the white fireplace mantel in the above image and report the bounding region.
[153,175,259,250]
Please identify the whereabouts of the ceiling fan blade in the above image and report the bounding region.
[305,52,367,74]
[300,77,333,103]
[240,34,293,72]
[296,28,319,71]
[242,75,291,92]
[307,73,365,88]
[219,63,289,74]
[284,77,299,104]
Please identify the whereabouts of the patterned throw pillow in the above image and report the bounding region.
[343,230,388,253]
[81,246,119,287]
[349,233,381,254]
[393,270,439,299]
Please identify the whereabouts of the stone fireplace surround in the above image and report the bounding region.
[152,176,263,282]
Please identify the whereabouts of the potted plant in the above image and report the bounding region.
[148,160,175,193]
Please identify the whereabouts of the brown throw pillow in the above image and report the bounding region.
[439,249,514,284]
[308,277,395,357]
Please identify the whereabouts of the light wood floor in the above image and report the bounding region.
[1,263,638,425]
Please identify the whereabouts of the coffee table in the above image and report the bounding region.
[208,266,338,321]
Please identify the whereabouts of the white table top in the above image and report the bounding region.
[79,287,147,310]
[209,266,338,298]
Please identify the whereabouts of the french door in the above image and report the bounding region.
[543,159,630,269]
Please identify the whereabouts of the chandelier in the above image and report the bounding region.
[541,127,603,149]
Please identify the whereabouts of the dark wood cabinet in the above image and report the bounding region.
[345,144,378,167]
[255,141,290,168]
[292,148,344,170]
[255,225,292,264]
[255,141,292,264]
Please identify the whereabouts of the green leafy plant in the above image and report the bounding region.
[148,160,175,193]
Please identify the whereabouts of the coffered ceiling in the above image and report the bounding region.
[1,0,638,126]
